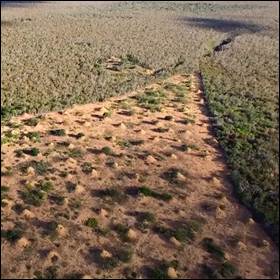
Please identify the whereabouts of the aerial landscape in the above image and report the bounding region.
[1,1,279,279]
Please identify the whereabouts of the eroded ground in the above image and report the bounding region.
[1,74,279,279]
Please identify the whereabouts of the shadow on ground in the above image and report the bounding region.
[181,17,264,35]
[1,1,44,7]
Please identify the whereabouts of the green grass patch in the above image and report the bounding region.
[137,89,166,112]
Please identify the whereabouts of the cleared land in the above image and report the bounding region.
[1,73,278,279]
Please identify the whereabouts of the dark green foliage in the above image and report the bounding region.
[125,53,140,65]
[69,132,85,139]
[164,115,173,121]
[202,238,225,260]
[220,262,238,278]
[81,162,93,174]
[66,182,77,193]
[63,272,85,279]
[113,223,129,242]
[23,117,40,127]
[161,168,181,184]
[201,59,279,243]
[48,129,66,136]
[146,260,178,279]
[128,139,145,146]
[137,90,166,112]
[115,246,133,263]
[1,166,13,176]
[37,181,53,192]
[67,148,83,158]
[59,171,68,178]
[68,198,82,209]
[25,131,41,142]
[139,186,172,201]
[84,218,98,229]
[153,127,169,133]
[21,147,40,156]
[48,193,65,205]
[140,212,156,223]
[201,262,239,279]
[101,146,114,155]
[1,227,24,243]
[94,188,128,203]
[148,266,168,279]
[21,188,46,206]
[1,185,10,207]
[89,247,132,270]
[19,160,50,175]
[201,264,221,279]
[154,218,204,244]
[34,266,59,279]
[117,139,132,148]
[21,180,53,206]
[11,203,25,214]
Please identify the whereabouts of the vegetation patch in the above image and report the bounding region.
[146,260,179,279]
[34,265,59,279]
[154,219,204,244]
[84,218,99,229]
[48,129,66,136]
[25,131,41,142]
[138,186,172,201]
[201,261,240,279]
[23,117,40,127]
[202,237,225,260]
[67,148,83,158]
[19,147,40,157]
[201,58,279,243]
[93,188,128,204]
[19,160,51,175]
[135,211,156,230]
[81,162,94,174]
[89,245,133,270]
[20,181,53,206]
[1,185,10,207]
[2,226,24,243]
[137,90,166,112]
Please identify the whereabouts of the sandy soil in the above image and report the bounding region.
[1,73,279,279]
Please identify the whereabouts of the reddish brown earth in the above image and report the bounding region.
[1,74,278,279]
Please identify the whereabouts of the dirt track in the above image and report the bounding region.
[1,73,279,279]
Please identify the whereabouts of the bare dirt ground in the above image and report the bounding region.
[1,73,278,279]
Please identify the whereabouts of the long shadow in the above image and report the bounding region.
[181,17,264,35]
[1,1,44,7]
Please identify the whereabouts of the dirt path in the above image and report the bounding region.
[1,74,278,279]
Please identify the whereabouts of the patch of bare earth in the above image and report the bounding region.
[1,74,278,279]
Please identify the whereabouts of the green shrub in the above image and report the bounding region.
[202,238,225,260]
[139,186,172,201]
[84,218,98,229]
[49,129,66,136]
